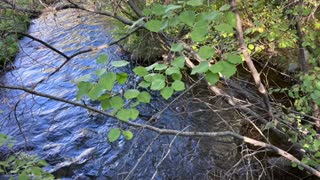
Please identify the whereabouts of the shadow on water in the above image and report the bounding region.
[0,9,241,179]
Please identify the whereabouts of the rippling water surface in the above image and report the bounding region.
[0,9,239,179]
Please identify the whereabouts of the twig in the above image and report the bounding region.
[151,126,190,179]
[124,134,160,180]
[0,84,319,177]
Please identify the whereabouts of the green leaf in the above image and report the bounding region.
[122,130,134,140]
[165,4,182,13]
[190,24,207,42]
[151,4,165,16]
[133,66,148,76]
[179,11,196,26]
[74,74,91,83]
[101,99,111,110]
[214,23,234,33]
[129,108,139,120]
[191,61,209,75]
[108,128,121,142]
[99,72,117,91]
[209,61,224,73]
[138,91,151,103]
[116,109,130,121]
[111,60,129,67]
[98,93,110,101]
[145,20,163,32]
[199,46,215,60]
[226,12,236,27]
[172,72,182,80]
[171,43,184,52]
[221,61,237,78]
[151,79,166,90]
[110,96,124,109]
[139,81,151,88]
[219,4,231,11]
[187,0,203,6]
[226,53,242,64]
[172,80,185,91]
[37,160,48,167]
[146,62,159,71]
[88,84,104,101]
[206,72,219,85]
[142,8,152,16]
[171,56,185,68]
[165,67,180,75]
[31,167,42,176]
[117,73,128,84]
[97,54,108,64]
[18,173,28,180]
[154,64,167,71]
[161,87,174,100]
[124,89,140,99]
[95,69,106,76]
[76,82,92,100]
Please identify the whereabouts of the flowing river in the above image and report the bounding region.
[0,9,240,179]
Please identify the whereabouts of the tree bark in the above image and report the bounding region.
[229,0,273,118]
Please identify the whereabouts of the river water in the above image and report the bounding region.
[0,9,240,179]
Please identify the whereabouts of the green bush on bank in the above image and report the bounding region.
[0,6,30,70]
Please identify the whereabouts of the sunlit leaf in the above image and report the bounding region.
[151,79,166,90]
[171,43,184,52]
[187,0,203,6]
[97,54,108,64]
[191,61,209,75]
[214,23,234,33]
[116,109,130,122]
[199,46,215,60]
[221,61,237,78]
[138,91,151,103]
[108,128,121,142]
[226,53,242,64]
[122,130,134,140]
[117,73,128,84]
[154,64,167,71]
[219,4,231,11]
[206,72,219,85]
[88,84,104,101]
[76,82,92,100]
[209,61,224,73]
[124,89,140,99]
[165,4,182,13]
[179,11,196,26]
[171,56,185,68]
[171,80,185,91]
[99,72,117,91]
[165,67,180,75]
[111,60,129,67]
[110,96,124,109]
[145,20,163,32]
[133,66,148,76]
[161,87,174,100]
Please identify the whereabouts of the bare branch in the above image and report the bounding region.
[230,0,273,118]
[0,84,319,177]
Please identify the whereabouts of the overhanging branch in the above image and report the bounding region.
[0,83,319,177]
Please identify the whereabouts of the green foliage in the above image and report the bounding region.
[0,2,32,70]
[0,133,53,179]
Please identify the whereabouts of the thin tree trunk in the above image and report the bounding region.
[229,0,273,118]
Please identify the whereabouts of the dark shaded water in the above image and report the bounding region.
[0,9,239,179]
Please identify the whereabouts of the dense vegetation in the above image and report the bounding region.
[0,0,320,179]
